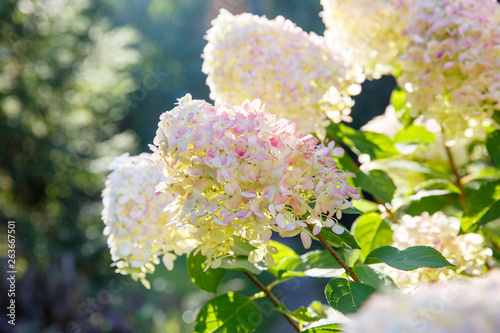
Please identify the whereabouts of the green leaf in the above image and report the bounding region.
[364,245,454,271]
[327,123,400,160]
[194,293,261,333]
[352,266,397,291]
[394,125,436,144]
[462,180,500,232]
[276,304,321,323]
[352,199,379,213]
[487,130,500,167]
[390,88,407,112]
[267,240,298,277]
[302,324,344,333]
[231,237,257,256]
[342,207,364,215]
[219,256,266,275]
[402,188,458,216]
[325,278,376,314]
[413,179,461,194]
[354,169,396,203]
[278,250,345,278]
[187,252,226,293]
[319,225,361,250]
[352,213,393,260]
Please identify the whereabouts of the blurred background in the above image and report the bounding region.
[0,0,394,332]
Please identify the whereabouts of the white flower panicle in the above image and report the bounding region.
[384,212,492,292]
[321,0,409,79]
[150,94,360,269]
[399,0,500,138]
[202,9,363,135]
[345,269,500,333]
[101,153,198,287]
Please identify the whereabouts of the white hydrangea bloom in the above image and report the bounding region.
[321,0,409,79]
[399,0,500,139]
[202,9,363,135]
[102,153,198,287]
[345,269,500,333]
[384,212,492,293]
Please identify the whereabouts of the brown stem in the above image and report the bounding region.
[243,272,301,332]
[444,144,467,206]
[307,225,361,282]
[374,197,399,224]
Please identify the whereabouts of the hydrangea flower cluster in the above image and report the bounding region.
[202,9,363,136]
[101,153,198,287]
[344,269,500,333]
[320,0,409,79]
[150,94,360,268]
[399,0,500,138]
[383,212,492,293]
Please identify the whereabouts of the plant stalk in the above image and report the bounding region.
[307,225,361,283]
[243,272,301,332]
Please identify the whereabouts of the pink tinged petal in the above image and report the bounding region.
[443,61,455,70]
[187,134,197,142]
[253,212,264,218]
[235,210,251,219]
[327,141,336,150]
[280,185,292,196]
[274,195,288,206]
[288,197,302,211]
[300,231,312,249]
[276,213,286,229]
[293,184,302,190]
[207,149,217,159]
[224,216,235,224]
[346,172,356,178]
[201,157,213,168]
[312,224,322,236]
[241,192,257,198]
[316,147,330,156]
[212,156,222,168]
[213,218,226,226]
[221,167,231,179]
[331,147,345,157]
[315,179,324,192]
[262,186,277,201]
[235,145,247,157]
[220,209,233,219]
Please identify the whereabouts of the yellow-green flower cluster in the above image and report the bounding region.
[102,153,198,287]
[384,212,492,293]
[150,94,359,268]
[399,0,500,138]
[202,9,363,135]
[321,0,409,79]
[345,269,500,333]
